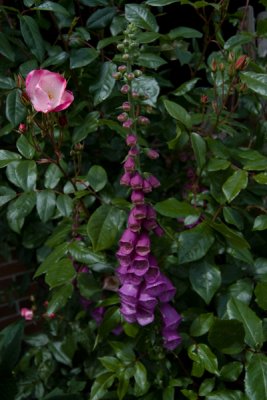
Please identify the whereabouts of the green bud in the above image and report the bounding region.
[117,43,124,52]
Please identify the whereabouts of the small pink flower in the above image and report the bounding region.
[20,307,34,320]
[25,69,74,113]
[18,123,27,133]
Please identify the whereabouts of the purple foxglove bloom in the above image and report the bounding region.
[119,229,138,254]
[160,303,181,331]
[162,329,182,350]
[157,275,176,302]
[117,112,128,122]
[127,212,141,232]
[119,271,143,285]
[144,264,160,283]
[142,219,158,231]
[129,146,139,156]
[153,224,165,237]
[146,205,157,220]
[119,283,139,302]
[147,175,161,188]
[142,179,152,193]
[138,292,157,311]
[137,116,150,125]
[135,232,151,256]
[147,149,159,159]
[123,119,133,129]
[126,134,137,147]
[130,172,143,190]
[116,248,133,267]
[136,306,154,326]
[91,306,105,325]
[120,172,132,186]
[121,307,137,323]
[132,255,149,276]
[124,156,135,173]
[131,190,145,205]
[132,205,147,220]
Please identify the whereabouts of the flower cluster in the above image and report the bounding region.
[114,30,181,349]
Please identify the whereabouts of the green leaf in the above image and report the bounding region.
[44,163,63,189]
[6,90,27,127]
[6,160,37,191]
[33,1,70,16]
[34,242,69,277]
[0,32,15,61]
[253,215,267,231]
[7,192,36,233]
[45,258,76,288]
[222,170,248,203]
[0,320,24,372]
[72,111,99,144]
[134,362,149,396]
[220,362,243,382]
[146,0,179,5]
[163,386,175,400]
[207,159,231,172]
[245,354,267,400]
[117,376,129,400]
[135,31,161,43]
[253,172,267,184]
[87,205,125,252]
[57,194,73,217]
[163,99,192,130]
[199,378,215,397]
[91,62,117,105]
[0,150,21,168]
[87,165,107,192]
[98,356,122,372]
[211,221,250,250]
[173,78,199,96]
[0,186,16,207]
[86,7,117,30]
[188,344,219,376]
[255,282,267,310]
[208,319,245,354]
[77,273,101,299]
[20,15,45,62]
[70,48,99,69]
[125,4,159,32]
[47,283,73,314]
[227,297,264,349]
[206,390,245,400]
[131,76,160,107]
[16,135,35,159]
[68,241,111,271]
[189,260,221,304]
[155,198,200,218]
[90,372,115,400]
[191,132,206,169]
[177,222,215,264]
[0,77,16,90]
[223,207,244,230]
[98,307,121,338]
[224,32,255,50]
[137,53,166,69]
[240,71,267,97]
[36,190,56,222]
[190,313,214,337]
[168,26,202,39]
[41,51,69,68]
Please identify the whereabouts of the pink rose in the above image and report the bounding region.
[20,307,34,320]
[25,69,74,113]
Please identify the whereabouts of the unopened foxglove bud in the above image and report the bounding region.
[126,134,137,147]
[138,116,150,125]
[122,101,131,112]
[124,156,135,172]
[118,65,127,72]
[123,119,133,129]
[147,149,159,159]
[117,112,128,122]
[121,84,130,94]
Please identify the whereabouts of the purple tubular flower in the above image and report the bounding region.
[122,101,131,112]
[139,292,157,310]
[132,255,149,276]
[131,190,145,205]
[136,306,154,326]
[146,205,157,220]
[120,172,132,186]
[116,248,133,267]
[132,205,147,220]
[124,156,135,172]
[142,179,153,193]
[119,283,139,303]
[143,219,158,231]
[129,146,139,156]
[147,175,161,188]
[147,149,159,159]
[162,329,182,350]
[135,232,150,256]
[127,212,141,232]
[126,134,137,147]
[138,116,150,125]
[120,303,137,323]
[153,224,165,237]
[160,303,181,330]
[91,307,105,325]
[157,275,176,302]
[130,172,143,189]
[119,229,138,255]
[123,119,133,129]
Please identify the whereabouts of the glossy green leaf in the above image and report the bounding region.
[87,165,107,192]
[191,132,206,169]
[6,160,37,191]
[207,158,230,172]
[125,4,159,32]
[45,259,76,288]
[131,76,160,106]
[0,150,21,168]
[16,135,35,159]
[47,283,73,314]
[177,222,215,264]
[98,307,121,338]
[255,282,267,310]
[33,1,70,16]
[98,356,122,372]
[72,112,99,144]
[227,297,264,349]
[0,32,15,61]
[20,16,45,62]
[146,0,179,5]
[222,170,248,203]
[117,376,130,400]
[136,31,161,43]
[168,26,202,39]
[163,99,192,130]
[68,241,111,271]
[220,362,243,382]
[7,192,36,233]
[253,215,267,231]
[56,194,73,217]
[0,187,16,207]
[206,390,245,400]
[137,53,167,69]
[224,32,254,50]
[44,163,63,189]
[0,320,24,372]
[87,205,125,252]
[91,62,117,105]
[253,172,267,184]
[190,313,214,337]
[211,221,249,250]
[86,7,117,30]
[208,319,245,354]
[134,361,148,396]
[188,344,219,376]
[173,78,199,96]
[70,48,99,69]
[41,51,69,68]
[155,198,200,218]
[77,273,101,299]
[245,353,267,400]
[36,190,56,223]
[223,207,244,230]
[6,90,27,127]
[90,372,115,400]
[34,242,69,277]
[0,77,16,90]
[199,378,215,397]
[240,71,267,97]
[189,261,221,304]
